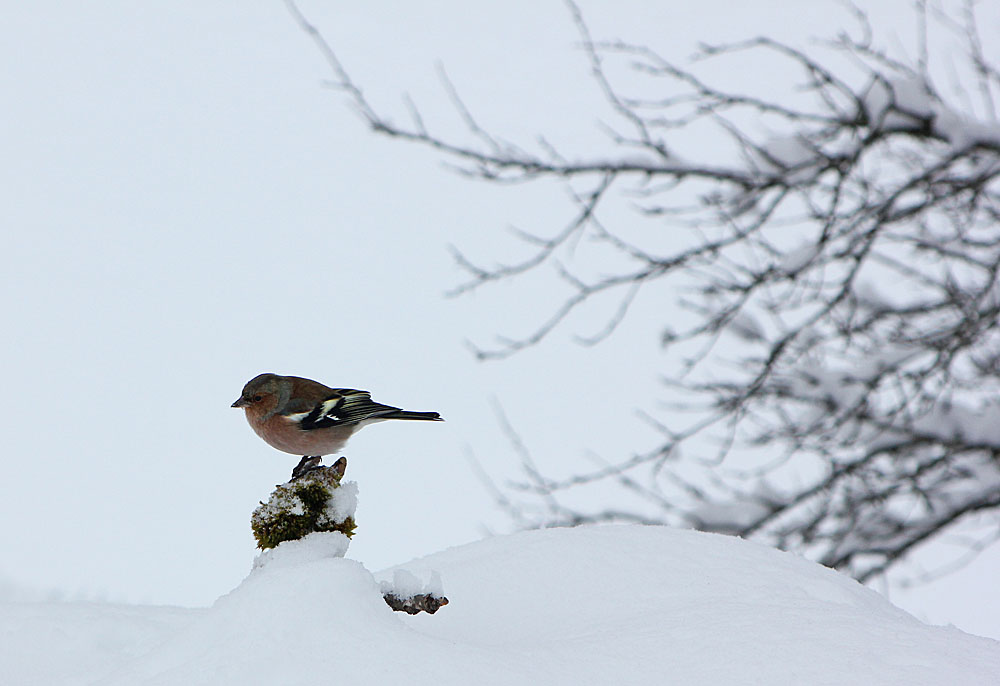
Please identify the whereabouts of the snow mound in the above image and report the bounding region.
[251,530,350,573]
[5,525,999,685]
[381,526,1000,684]
[1,602,198,686]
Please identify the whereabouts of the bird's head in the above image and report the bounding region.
[232,373,289,419]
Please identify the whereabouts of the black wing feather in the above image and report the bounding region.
[298,389,404,430]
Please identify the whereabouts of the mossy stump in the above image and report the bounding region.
[251,457,357,550]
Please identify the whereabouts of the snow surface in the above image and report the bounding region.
[380,568,445,600]
[3,525,999,685]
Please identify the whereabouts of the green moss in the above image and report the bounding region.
[251,467,357,550]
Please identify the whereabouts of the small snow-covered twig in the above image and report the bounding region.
[382,593,450,615]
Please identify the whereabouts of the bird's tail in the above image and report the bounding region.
[383,410,443,421]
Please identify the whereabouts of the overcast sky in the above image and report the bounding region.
[2,0,998,640]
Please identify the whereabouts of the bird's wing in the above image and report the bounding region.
[297,389,403,430]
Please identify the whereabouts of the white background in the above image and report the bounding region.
[1,0,997,639]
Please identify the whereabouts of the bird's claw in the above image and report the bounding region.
[291,455,323,480]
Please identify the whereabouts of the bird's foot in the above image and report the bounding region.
[291,455,323,480]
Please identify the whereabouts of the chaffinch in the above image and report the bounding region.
[232,373,443,472]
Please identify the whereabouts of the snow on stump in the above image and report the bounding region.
[381,569,449,615]
[251,456,358,550]
[249,456,448,615]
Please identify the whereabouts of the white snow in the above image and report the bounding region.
[728,309,767,342]
[759,134,816,169]
[379,568,444,600]
[3,525,998,685]
[861,76,934,129]
[744,134,825,184]
[779,241,820,275]
[860,73,1000,150]
[251,531,351,573]
[853,277,897,311]
[324,480,359,524]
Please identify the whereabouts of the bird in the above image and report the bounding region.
[232,373,443,477]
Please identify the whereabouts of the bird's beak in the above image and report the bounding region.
[231,398,247,408]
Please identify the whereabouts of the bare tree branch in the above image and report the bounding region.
[287,0,1000,584]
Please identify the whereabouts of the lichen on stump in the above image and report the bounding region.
[251,456,357,550]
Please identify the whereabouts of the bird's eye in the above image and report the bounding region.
[252,394,263,402]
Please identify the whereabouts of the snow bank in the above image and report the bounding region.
[4,525,998,685]
[383,526,1000,684]
[1,602,197,686]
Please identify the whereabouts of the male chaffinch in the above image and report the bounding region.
[232,373,443,472]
